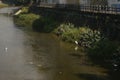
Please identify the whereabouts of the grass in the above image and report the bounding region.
[14,13,40,29]
[54,23,102,48]
[14,7,59,32]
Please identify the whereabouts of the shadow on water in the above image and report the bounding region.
[24,31,110,80]
[69,53,83,58]
[108,71,120,80]
[75,73,109,80]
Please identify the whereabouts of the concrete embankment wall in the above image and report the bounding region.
[29,6,120,40]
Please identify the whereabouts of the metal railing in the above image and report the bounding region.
[38,4,120,14]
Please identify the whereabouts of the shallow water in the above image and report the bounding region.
[0,7,111,80]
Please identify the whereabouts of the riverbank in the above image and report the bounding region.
[0,3,8,8]
[14,7,120,73]
[14,7,102,46]
[0,12,110,80]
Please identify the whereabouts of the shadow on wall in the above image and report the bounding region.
[32,17,59,33]
[29,6,120,39]
[32,18,45,32]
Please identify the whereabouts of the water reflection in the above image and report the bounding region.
[25,31,109,80]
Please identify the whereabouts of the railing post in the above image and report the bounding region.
[115,8,117,14]
[97,5,99,12]
[105,6,106,13]
[90,5,91,11]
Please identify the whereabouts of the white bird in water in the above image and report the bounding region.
[113,64,118,67]
[5,47,8,52]
[75,41,78,45]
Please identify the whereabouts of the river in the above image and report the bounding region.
[0,7,112,80]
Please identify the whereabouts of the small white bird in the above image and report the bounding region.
[75,41,78,45]
[113,64,118,67]
[5,47,8,52]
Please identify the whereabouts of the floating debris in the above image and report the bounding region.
[37,64,42,67]
[59,71,62,74]
[114,69,117,71]
[74,46,78,51]
[14,10,22,15]
[29,62,34,65]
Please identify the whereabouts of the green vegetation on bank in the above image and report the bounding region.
[32,17,58,32]
[0,3,8,8]
[14,13,39,29]
[14,7,120,71]
[54,23,102,48]
[14,7,39,29]
[14,7,58,32]
[87,39,120,71]
[14,8,102,47]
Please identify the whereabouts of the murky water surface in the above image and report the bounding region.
[0,7,113,80]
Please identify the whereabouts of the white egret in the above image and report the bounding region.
[75,41,78,45]
[5,47,8,52]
